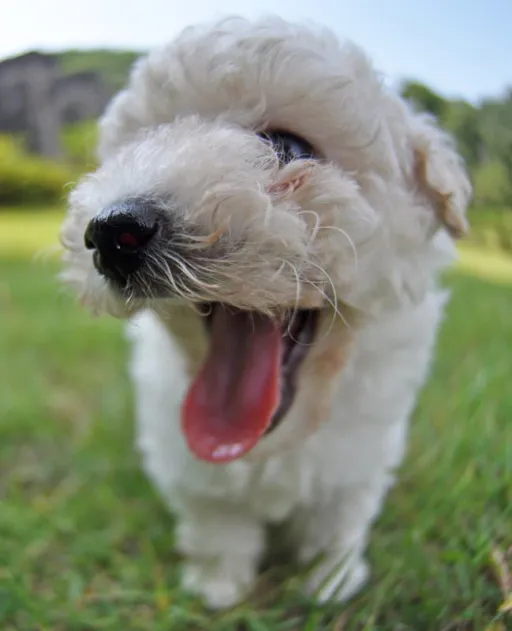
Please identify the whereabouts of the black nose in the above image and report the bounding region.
[85,199,160,284]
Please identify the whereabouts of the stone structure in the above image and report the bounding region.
[0,51,109,158]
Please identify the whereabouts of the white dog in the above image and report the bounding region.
[60,16,471,609]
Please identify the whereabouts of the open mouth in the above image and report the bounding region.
[181,305,319,463]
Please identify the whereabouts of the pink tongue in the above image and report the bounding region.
[181,307,282,463]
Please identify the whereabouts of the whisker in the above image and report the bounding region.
[297,209,321,245]
[307,259,351,334]
[279,259,303,342]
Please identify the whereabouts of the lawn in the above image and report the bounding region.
[0,209,511,630]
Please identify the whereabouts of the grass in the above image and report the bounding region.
[0,209,511,630]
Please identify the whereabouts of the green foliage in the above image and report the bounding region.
[443,100,483,168]
[0,120,98,209]
[468,205,512,252]
[401,80,448,119]
[59,49,142,92]
[0,136,76,207]
[473,161,511,206]
[480,90,512,174]
[61,119,99,168]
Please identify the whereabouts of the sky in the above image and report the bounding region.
[2,0,510,103]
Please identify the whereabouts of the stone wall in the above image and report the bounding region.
[0,51,109,158]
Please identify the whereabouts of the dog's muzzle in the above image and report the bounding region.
[84,198,162,286]
[83,130,318,290]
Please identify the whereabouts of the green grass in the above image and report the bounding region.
[0,210,511,630]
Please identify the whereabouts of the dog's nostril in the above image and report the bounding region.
[113,220,158,253]
[117,231,141,249]
[84,221,96,250]
[85,215,158,253]
[84,201,160,254]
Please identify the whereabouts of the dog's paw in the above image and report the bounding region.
[182,561,251,609]
[305,557,369,603]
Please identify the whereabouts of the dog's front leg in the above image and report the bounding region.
[293,478,392,603]
[174,497,265,609]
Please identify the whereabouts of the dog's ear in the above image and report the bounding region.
[410,116,472,239]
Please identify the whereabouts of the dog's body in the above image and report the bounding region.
[61,16,471,608]
[127,289,446,607]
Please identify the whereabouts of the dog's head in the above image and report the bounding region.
[61,16,471,463]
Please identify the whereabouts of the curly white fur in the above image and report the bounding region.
[60,15,471,609]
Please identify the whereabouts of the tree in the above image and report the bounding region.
[400,80,448,120]
[443,101,483,169]
[479,90,512,170]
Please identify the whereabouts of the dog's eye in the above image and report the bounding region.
[259,130,317,165]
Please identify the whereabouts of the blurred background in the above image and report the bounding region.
[0,2,510,630]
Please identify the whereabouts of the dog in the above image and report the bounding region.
[60,15,471,609]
